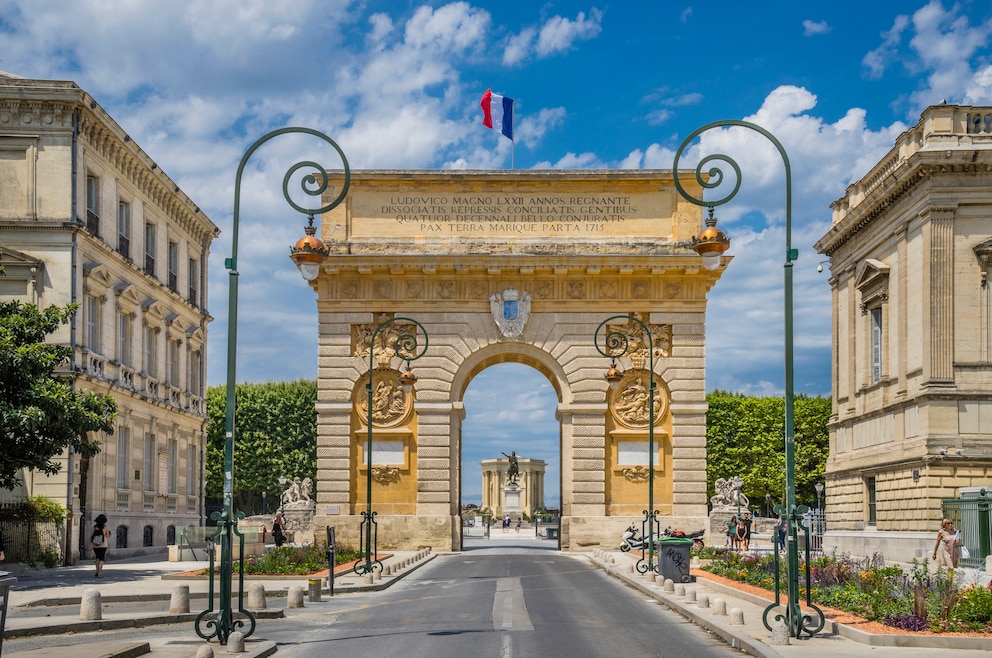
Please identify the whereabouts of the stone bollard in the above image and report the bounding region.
[384,565,393,576]
[363,573,374,584]
[674,584,685,597]
[713,598,727,616]
[729,607,744,625]
[608,555,615,564]
[686,589,697,603]
[228,631,245,653]
[628,564,635,574]
[654,573,664,585]
[663,578,675,593]
[690,556,701,569]
[287,585,305,608]
[374,569,382,582]
[80,588,102,620]
[195,645,214,658]
[698,593,710,608]
[771,617,790,645]
[170,584,190,614]
[247,583,267,610]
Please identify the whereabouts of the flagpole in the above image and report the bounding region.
[511,110,515,169]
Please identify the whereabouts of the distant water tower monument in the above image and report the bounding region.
[481,452,546,519]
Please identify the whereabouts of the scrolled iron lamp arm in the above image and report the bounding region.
[594,314,660,575]
[196,127,350,645]
[354,317,429,577]
[673,119,822,638]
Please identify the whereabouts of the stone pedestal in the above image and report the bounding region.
[503,483,521,520]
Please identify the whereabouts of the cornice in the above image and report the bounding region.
[815,160,992,256]
[0,82,219,246]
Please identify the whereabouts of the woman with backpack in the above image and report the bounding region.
[88,514,111,577]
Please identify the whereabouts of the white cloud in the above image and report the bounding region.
[802,20,831,36]
[502,8,603,64]
[535,8,604,57]
[862,13,910,79]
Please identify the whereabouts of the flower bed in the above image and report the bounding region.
[700,549,992,633]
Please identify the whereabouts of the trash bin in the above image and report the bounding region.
[658,539,693,583]
[0,572,18,655]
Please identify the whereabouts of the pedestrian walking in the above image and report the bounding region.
[272,512,287,547]
[932,518,960,577]
[88,514,111,577]
[741,513,753,552]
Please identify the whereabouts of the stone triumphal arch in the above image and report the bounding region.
[308,170,728,551]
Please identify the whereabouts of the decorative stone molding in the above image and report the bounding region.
[371,465,400,483]
[621,465,650,483]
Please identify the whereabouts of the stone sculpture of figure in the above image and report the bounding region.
[501,451,520,483]
[299,477,313,503]
[709,476,750,510]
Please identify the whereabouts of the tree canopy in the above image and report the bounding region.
[705,390,830,513]
[0,300,116,490]
[205,379,318,514]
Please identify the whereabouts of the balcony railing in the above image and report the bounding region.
[116,490,130,513]
[144,254,155,277]
[118,235,130,260]
[86,209,100,235]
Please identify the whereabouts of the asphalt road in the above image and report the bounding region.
[271,552,736,658]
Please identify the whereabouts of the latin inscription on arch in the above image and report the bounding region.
[348,190,675,239]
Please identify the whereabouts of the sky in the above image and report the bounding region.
[3,1,992,506]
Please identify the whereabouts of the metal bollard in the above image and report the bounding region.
[308,578,322,602]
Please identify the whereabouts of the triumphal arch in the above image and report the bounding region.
[307,170,728,551]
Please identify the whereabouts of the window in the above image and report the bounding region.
[866,476,877,525]
[870,307,883,383]
[168,241,178,292]
[189,350,202,396]
[143,325,157,378]
[86,175,100,234]
[168,338,180,386]
[188,258,198,306]
[187,443,196,496]
[117,427,130,490]
[168,439,177,494]
[117,201,131,259]
[144,434,154,492]
[85,295,102,353]
[144,223,156,276]
[117,312,132,366]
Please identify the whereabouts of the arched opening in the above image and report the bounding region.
[460,362,560,535]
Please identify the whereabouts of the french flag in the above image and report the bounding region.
[481,89,514,141]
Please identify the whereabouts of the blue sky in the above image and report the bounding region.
[3,1,992,505]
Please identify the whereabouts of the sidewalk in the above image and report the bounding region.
[2,548,436,658]
[589,548,992,657]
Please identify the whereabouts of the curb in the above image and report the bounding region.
[4,609,284,639]
[591,557,783,658]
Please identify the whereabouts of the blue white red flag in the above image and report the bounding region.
[481,89,514,141]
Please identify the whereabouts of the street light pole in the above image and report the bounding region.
[353,318,429,577]
[675,120,824,638]
[595,315,659,574]
[194,127,350,646]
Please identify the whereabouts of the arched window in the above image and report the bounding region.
[116,525,129,549]
[143,525,154,547]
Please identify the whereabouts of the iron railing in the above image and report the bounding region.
[942,493,991,569]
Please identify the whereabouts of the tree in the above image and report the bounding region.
[0,300,116,490]
[705,390,830,513]
[205,380,318,515]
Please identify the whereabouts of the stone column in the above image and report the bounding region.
[923,205,956,385]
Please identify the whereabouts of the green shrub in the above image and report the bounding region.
[952,584,992,630]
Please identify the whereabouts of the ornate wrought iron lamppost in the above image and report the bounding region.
[195,127,350,646]
[353,317,429,577]
[673,120,824,639]
[594,314,660,574]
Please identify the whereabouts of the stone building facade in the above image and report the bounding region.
[815,104,992,563]
[480,456,546,518]
[0,73,217,562]
[307,170,727,552]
